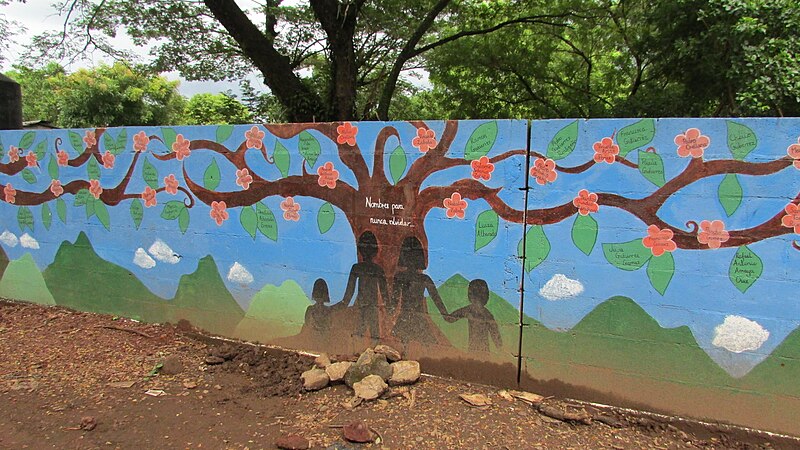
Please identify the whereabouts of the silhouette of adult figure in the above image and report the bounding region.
[341,231,389,340]
[444,279,502,352]
[391,236,450,345]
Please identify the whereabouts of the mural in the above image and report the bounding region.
[0,119,799,435]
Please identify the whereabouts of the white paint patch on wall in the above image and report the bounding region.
[0,230,18,247]
[539,274,584,301]
[712,315,770,353]
[227,262,253,284]
[147,239,180,264]
[19,233,39,249]
[133,248,156,269]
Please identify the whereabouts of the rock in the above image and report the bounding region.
[459,393,492,408]
[160,355,183,375]
[344,349,392,387]
[374,344,402,362]
[275,434,310,450]
[209,343,237,361]
[325,361,352,383]
[204,356,225,365]
[314,353,332,368]
[389,360,420,386]
[342,421,373,443]
[80,416,97,431]
[353,375,387,400]
[301,368,330,390]
[182,380,197,389]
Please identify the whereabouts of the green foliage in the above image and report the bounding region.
[181,93,252,125]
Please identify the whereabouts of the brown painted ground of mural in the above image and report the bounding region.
[0,300,793,450]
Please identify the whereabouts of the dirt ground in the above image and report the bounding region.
[0,300,796,450]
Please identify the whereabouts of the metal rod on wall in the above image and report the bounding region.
[516,120,533,386]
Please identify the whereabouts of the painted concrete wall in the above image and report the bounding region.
[0,119,798,435]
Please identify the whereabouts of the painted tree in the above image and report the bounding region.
[1,120,798,341]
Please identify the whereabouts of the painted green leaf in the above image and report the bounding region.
[646,252,674,295]
[317,202,335,234]
[85,197,96,219]
[130,198,143,229]
[638,150,666,187]
[517,225,550,273]
[274,142,290,178]
[546,121,578,161]
[48,155,58,180]
[115,129,128,155]
[17,207,34,231]
[617,119,656,157]
[0,136,5,160]
[21,168,37,184]
[34,139,47,160]
[178,207,190,234]
[142,157,159,189]
[298,130,321,168]
[726,121,757,160]
[204,159,220,190]
[87,157,101,180]
[240,206,258,239]
[74,189,90,206]
[18,131,35,150]
[464,121,498,161]
[602,239,652,271]
[216,125,234,143]
[571,214,598,256]
[256,202,277,241]
[729,246,763,293]
[718,174,742,217]
[474,210,499,251]
[161,201,185,220]
[389,145,407,184]
[103,132,117,155]
[56,198,66,223]
[95,201,110,230]
[68,131,83,153]
[162,127,178,151]
[42,203,52,230]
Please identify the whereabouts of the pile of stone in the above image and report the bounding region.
[300,344,421,401]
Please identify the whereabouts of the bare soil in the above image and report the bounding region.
[0,300,795,449]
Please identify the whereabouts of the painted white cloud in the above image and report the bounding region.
[712,315,770,353]
[147,239,180,264]
[539,274,584,301]
[0,230,18,247]
[19,233,39,249]
[227,262,254,285]
[133,248,156,269]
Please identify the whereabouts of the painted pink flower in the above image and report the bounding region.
[316,162,339,189]
[592,137,619,164]
[50,179,63,197]
[236,168,254,190]
[529,157,558,185]
[83,130,97,148]
[25,151,38,167]
[102,150,115,169]
[443,192,467,219]
[573,189,599,215]
[57,150,69,166]
[89,179,103,199]
[782,203,800,234]
[8,146,19,163]
[164,174,179,195]
[336,122,358,146]
[412,127,437,153]
[675,128,710,158]
[642,225,677,257]
[697,220,730,249]
[141,186,157,208]
[787,137,800,170]
[133,131,150,152]
[471,156,495,181]
[4,183,16,204]
[245,126,265,149]
[173,134,191,161]
[280,196,301,221]
[210,200,229,226]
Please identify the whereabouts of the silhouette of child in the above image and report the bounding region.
[444,279,502,352]
[303,278,332,341]
[341,231,389,340]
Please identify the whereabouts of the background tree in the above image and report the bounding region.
[182,93,253,125]
[5,63,66,125]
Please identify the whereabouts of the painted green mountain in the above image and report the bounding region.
[233,280,312,343]
[0,253,55,305]
[739,327,800,397]
[168,255,245,335]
